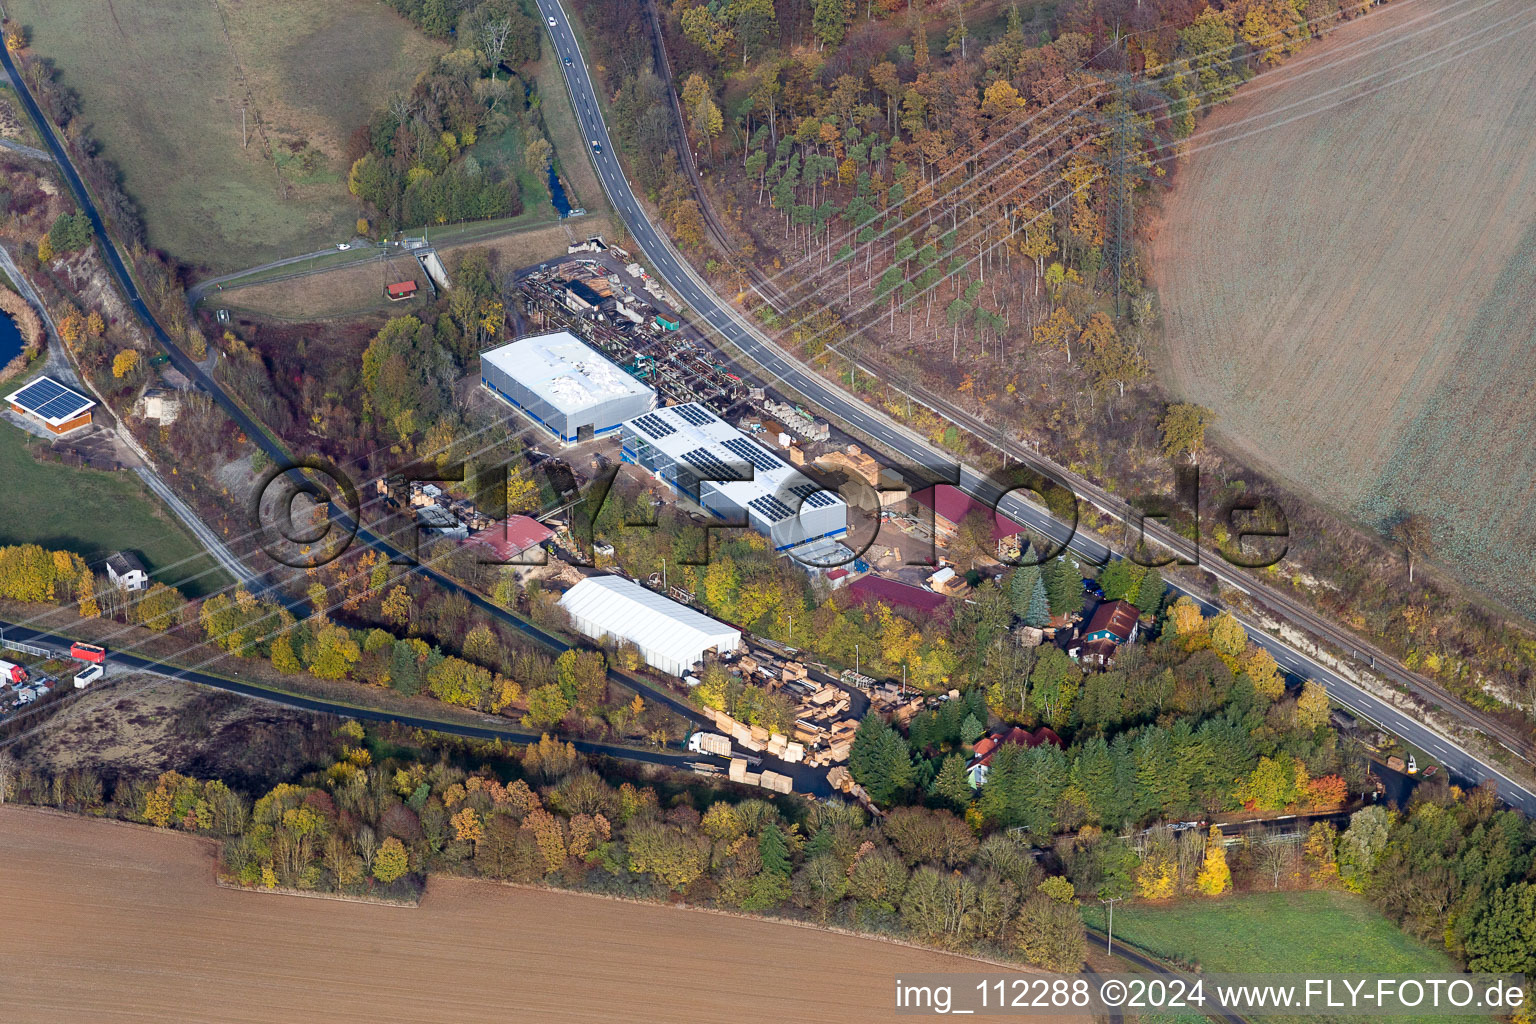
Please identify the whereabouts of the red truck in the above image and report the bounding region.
[0,659,29,685]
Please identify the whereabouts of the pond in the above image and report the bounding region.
[0,311,24,370]
[546,165,572,218]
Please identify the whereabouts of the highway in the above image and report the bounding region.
[534,0,1536,816]
[0,38,832,799]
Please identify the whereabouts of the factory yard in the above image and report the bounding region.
[1151,0,1536,614]
[0,808,1081,1024]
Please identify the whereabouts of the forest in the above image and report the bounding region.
[2,712,1532,978]
[557,0,1536,746]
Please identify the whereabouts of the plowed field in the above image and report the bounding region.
[1151,0,1536,612]
[0,809,1082,1024]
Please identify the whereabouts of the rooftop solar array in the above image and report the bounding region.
[673,404,718,428]
[749,494,795,523]
[630,413,675,440]
[681,447,744,481]
[790,482,837,509]
[7,377,93,423]
[720,437,778,473]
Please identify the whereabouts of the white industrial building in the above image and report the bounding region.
[480,331,654,444]
[559,574,741,676]
[620,402,848,553]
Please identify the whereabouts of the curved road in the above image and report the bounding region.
[0,618,713,773]
[4,21,1526,812]
[534,0,1535,815]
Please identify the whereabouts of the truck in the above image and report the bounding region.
[687,731,732,757]
[74,664,104,688]
[0,659,28,685]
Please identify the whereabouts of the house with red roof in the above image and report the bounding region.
[968,725,1065,787]
[1068,599,1141,668]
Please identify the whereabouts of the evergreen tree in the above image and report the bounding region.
[1008,560,1041,618]
[1134,568,1167,616]
[930,754,973,811]
[759,825,792,877]
[849,715,913,805]
[1024,576,1051,626]
[1043,556,1080,616]
[959,712,984,745]
[1097,559,1144,601]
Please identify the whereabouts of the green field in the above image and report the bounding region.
[8,0,443,273]
[1100,892,1483,1024]
[0,427,228,597]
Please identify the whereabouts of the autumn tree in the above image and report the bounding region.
[1158,403,1212,463]
[112,349,141,379]
[1388,513,1433,583]
[1195,827,1231,894]
[373,836,409,883]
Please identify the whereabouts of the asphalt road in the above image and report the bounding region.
[534,0,1536,816]
[0,618,719,775]
[0,40,832,798]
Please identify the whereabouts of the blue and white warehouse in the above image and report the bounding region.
[621,402,848,553]
[481,331,655,443]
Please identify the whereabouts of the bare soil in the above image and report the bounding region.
[1150,0,1536,614]
[0,807,1085,1024]
[14,679,338,792]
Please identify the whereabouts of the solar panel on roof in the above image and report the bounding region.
[681,446,744,481]
[630,413,675,439]
[790,482,836,509]
[720,437,778,473]
[11,378,90,422]
[674,404,717,427]
[749,494,795,523]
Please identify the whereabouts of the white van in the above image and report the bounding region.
[74,664,104,688]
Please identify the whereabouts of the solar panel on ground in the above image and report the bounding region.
[720,437,779,473]
[749,494,795,523]
[630,413,675,439]
[790,482,836,509]
[10,378,91,421]
[674,404,717,427]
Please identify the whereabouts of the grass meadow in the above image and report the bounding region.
[0,425,227,597]
[8,0,443,273]
[1098,891,1484,1024]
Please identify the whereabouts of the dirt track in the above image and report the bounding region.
[1151,0,1536,612]
[1,808,1082,1023]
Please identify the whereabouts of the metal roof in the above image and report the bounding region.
[480,331,652,416]
[5,376,95,425]
[559,575,740,671]
[622,402,846,525]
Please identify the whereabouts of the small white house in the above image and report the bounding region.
[105,552,149,592]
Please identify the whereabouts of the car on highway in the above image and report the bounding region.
[591,140,602,154]
[563,56,572,66]
[547,15,556,25]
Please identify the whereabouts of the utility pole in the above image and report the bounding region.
[1093,62,1156,318]
[242,107,247,149]
[1099,895,1124,955]
[1103,74,1137,317]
